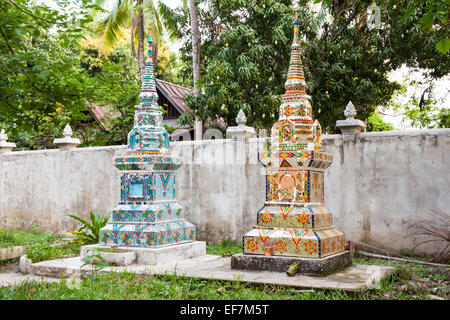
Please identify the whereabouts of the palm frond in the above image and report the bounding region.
[408,208,450,263]
[142,0,163,44]
[157,0,181,40]
[96,0,133,49]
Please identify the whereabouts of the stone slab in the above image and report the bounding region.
[23,254,394,292]
[0,246,26,261]
[0,272,61,287]
[231,251,352,276]
[80,241,206,266]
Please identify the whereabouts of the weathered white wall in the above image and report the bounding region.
[1,129,449,257]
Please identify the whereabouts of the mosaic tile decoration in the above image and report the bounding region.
[99,37,196,248]
[242,16,345,258]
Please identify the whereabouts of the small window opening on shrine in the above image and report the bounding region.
[130,182,144,197]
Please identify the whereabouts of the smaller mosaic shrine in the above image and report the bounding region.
[241,15,346,259]
[99,37,196,248]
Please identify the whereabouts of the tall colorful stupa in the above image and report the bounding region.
[232,15,351,274]
[98,37,196,249]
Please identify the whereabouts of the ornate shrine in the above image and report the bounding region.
[98,37,196,249]
[233,15,350,273]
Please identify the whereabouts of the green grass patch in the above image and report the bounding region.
[0,225,56,248]
[0,271,358,300]
[0,226,82,263]
[25,241,83,263]
[0,229,448,300]
[206,240,242,257]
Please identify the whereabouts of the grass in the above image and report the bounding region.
[0,226,83,263]
[0,225,57,249]
[0,259,447,300]
[206,239,242,257]
[0,270,356,300]
[0,228,448,300]
[351,252,449,300]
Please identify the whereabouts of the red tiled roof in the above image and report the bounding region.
[155,79,192,113]
[87,104,120,130]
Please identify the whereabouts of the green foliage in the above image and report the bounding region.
[177,111,195,127]
[79,45,140,146]
[366,111,395,132]
[400,0,450,54]
[172,0,449,132]
[0,0,99,149]
[81,248,109,275]
[163,124,177,134]
[154,44,191,86]
[0,0,189,149]
[394,97,450,129]
[68,211,110,244]
[93,0,181,62]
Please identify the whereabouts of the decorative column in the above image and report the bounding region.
[97,37,203,259]
[231,15,351,275]
[0,129,16,154]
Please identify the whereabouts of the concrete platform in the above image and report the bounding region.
[231,251,352,276]
[81,241,206,266]
[19,254,394,292]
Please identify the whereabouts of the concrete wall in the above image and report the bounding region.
[1,129,449,256]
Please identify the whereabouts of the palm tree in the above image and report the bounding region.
[93,0,176,80]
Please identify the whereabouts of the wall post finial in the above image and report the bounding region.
[336,101,366,140]
[0,129,16,154]
[53,124,81,150]
[226,109,256,140]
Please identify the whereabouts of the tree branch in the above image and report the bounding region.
[7,0,51,24]
[0,26,15,54]
[330,4,360,42]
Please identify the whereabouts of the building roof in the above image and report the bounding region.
[87,79,192,130]
[87,104,120,130]
[155,78,192,114]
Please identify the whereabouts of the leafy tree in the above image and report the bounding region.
[154,42,190,86]
[0,0,99,149]
[171,0,449,132]
[393,97,450,129]
[400,0,450,54]
[78,44,141,146]
[0,0,147,149]
[366,110,395,132]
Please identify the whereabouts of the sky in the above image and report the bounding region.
[37,1,450,129]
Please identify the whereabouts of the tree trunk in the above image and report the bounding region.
[136,0,146,81]
[130,11,136,59]
[189,0,202,140]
